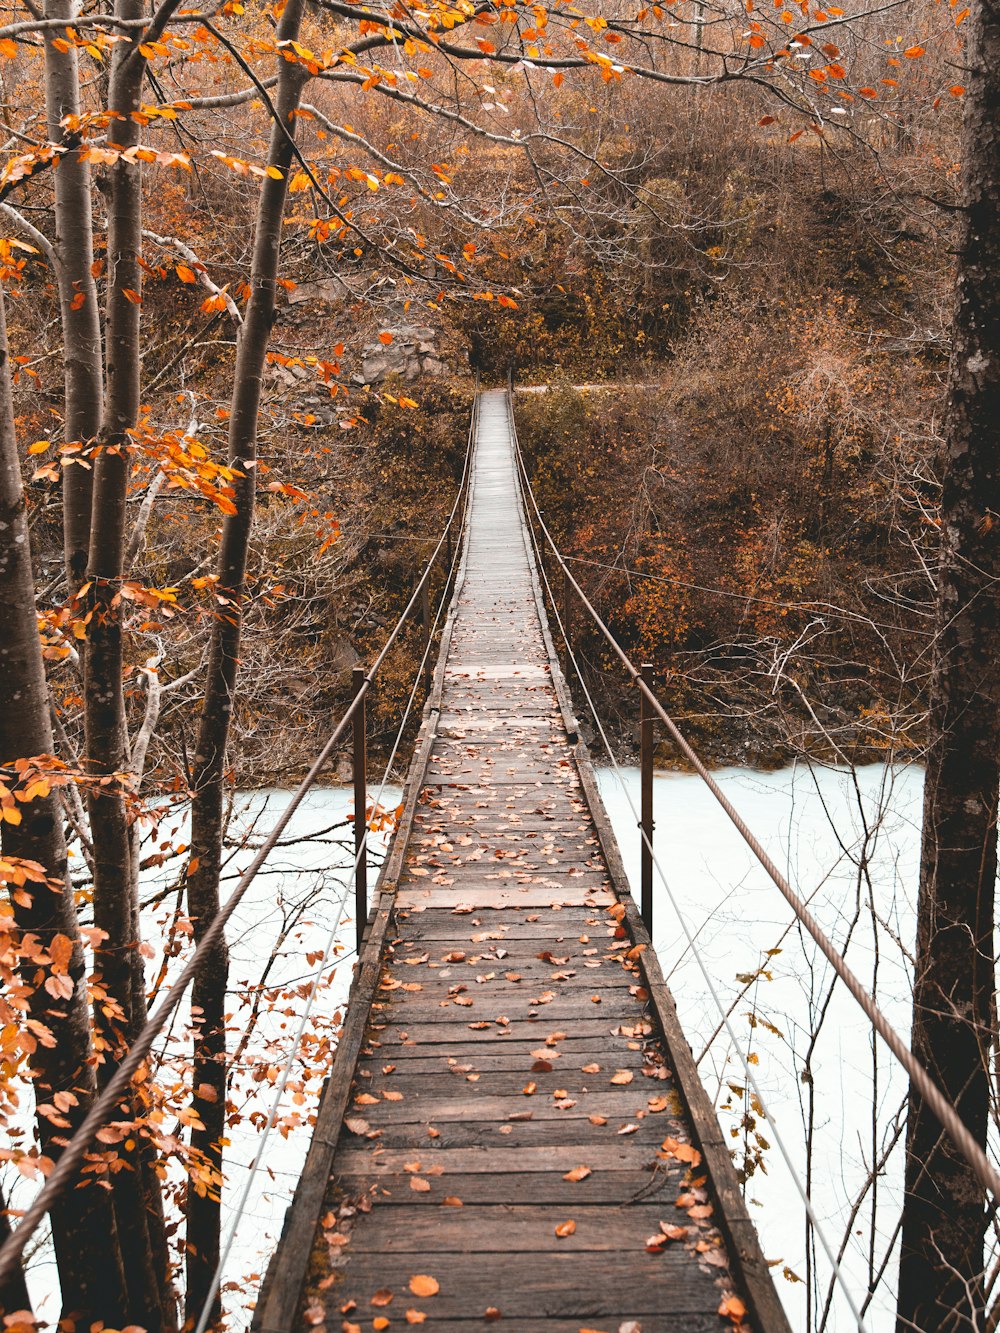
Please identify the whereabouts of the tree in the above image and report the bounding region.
[897,2,1000,1328]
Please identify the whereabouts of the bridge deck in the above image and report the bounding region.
[257,390,789,1333]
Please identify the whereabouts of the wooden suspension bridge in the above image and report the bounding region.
[254,389,792,1333]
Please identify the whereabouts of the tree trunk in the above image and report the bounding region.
[83,7,174,1325]
[896,6,1000,1329]
[43,0,103,590]
[0,280,127,1326]
[184,6,306,1322]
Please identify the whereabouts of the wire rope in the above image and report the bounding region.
[507,386,1000,1212]
[509,395,868,1330]
[0,388,479,1291]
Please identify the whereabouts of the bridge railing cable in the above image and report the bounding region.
[507,393,869,1331]
[192,422,477,1333]
[0,378,480,1294]
[505,383,1000,1248]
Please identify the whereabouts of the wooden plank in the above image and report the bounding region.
[302,1253,729,1320]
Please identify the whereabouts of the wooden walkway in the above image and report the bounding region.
[256,391,790,1333]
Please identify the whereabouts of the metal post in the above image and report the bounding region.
[639,663,655,936]
[352,666,368,954]
[420,577,432,693]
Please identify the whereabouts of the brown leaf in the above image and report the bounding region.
[410,1177,431,1192]
[610,1070,633,1085]
[371,1289,394,1307]
[555,1219,577,1238]
[485,1308,502,1321]
[582,1062,601,1074]
[405,1311,427,1325]
[441,1196,463,1207]
[563,1165,592,1182]
[718,1295,747,1323]
[344,1117,370,1135]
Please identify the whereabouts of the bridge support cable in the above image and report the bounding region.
[509,395,868,1331]
[507,384,1000,1222]
[0,383,480,1296]
[192,466,476,1333]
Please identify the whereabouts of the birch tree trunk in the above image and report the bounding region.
[185,7,306,1320]
[0,280,127,1326]
[896,5,1000,1327]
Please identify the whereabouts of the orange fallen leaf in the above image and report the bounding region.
[661,1136,702,1166]
[582,1062,601,1074]
[610,1070,633,1085]
[719,1295,747,1323]
[555,1219,576,1238]
[484,1308,501,1321]
[563,1165,592,1182]
[409,1275,440,1297]
[374,1320,389,1332]
[442,1196,463,1206]
[410,1177,431,1192]
[371,1289,394,1307]
[406,1311,426,1325]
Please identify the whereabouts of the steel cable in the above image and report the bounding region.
[509,394,867,1330]
[507,385,1000,1212]
[0,386,479,1292]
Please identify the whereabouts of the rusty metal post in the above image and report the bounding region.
[420,577,432,693]
[639,663,655,935]
[352,666,368,953]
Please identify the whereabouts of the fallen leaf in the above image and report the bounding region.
[589,1114,608,1125]
[371,1289,394,1307]
[660,1136,702,1166]
[409,1275,440,1297]
[718,1295,746,1323]
[410,1177,431,1192]
[344,1117,370,1135]
[406,1311,427,1325]
[610,1070,633,1085]
[582,1062,601,1074]
[374,1320,389,1332]
[485,1308,501,1321]
[659,1223,688,1240]
[617,1122,639,1135]
[555,1219,577,1238]
[442,1196,463,1206]
[563,1165,592,1182]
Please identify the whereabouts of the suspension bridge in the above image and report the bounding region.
[4,387,998,1332]
[254,389,791,1332]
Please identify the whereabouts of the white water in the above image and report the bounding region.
[14,764,928,1330]
[598,761,925,1332]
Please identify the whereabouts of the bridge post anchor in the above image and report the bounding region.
[352,666,368,954]
[640,662,655,936]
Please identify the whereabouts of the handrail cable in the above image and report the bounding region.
[507,386,1000,1210]
[193,428,476,1333]
[562,553,935,639]
[509,397,868,1332]
[0,382,479,1291]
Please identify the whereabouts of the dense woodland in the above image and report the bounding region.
[0,0,997,1326]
